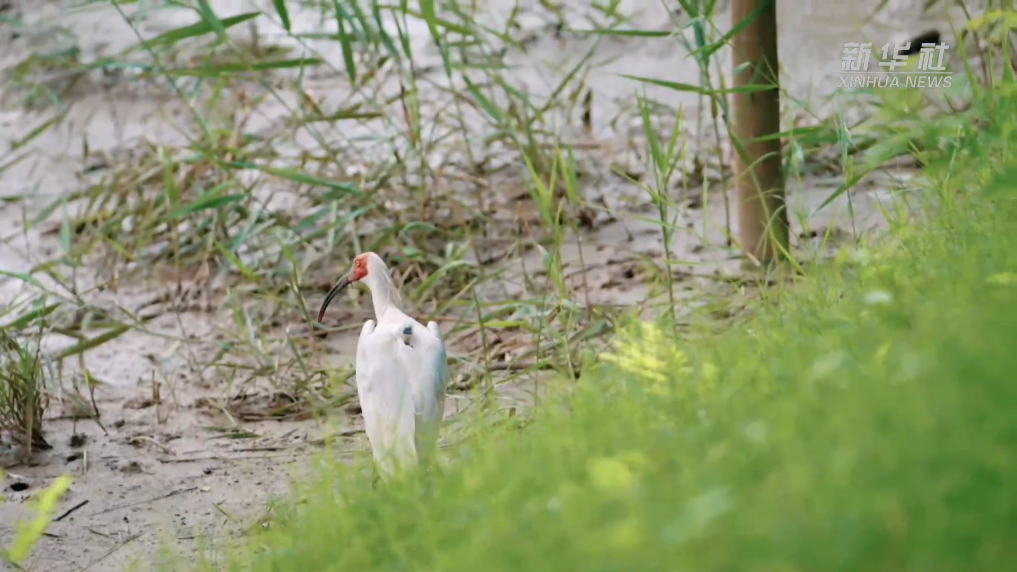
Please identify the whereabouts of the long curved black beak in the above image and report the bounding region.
[317,274,351,323]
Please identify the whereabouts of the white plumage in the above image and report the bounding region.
[317,252,448,480]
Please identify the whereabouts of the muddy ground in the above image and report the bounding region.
[0,0,971,569]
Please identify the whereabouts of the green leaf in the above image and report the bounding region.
[413,260,471,301]
[689,2,766,61]
[333,0,357,83]
[53,325,132,360]
[195,0,227,42]
[124,11,261,52]
[9,114,64,152]
[623,74,776,95]
[2,303,60,330]
[371,1,401,60]
[228,161,364,196]
[167,181,244,219]
[163,58,324,76]
[463,75,503,123]
[272,0,291,32]
[0,152,29,177]
[0,270,44,289]
[570,29,674,38]
[216,243,261,282]
[746,125,829,144]
[410,4,472,36]
[305,108,383,122]
[4,475,72,566]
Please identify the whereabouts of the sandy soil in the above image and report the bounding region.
[0,0,971,569]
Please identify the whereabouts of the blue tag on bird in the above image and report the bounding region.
[402,326,413,336]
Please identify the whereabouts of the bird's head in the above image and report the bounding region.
[317,252,389,323]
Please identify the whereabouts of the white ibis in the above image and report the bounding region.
[317,252,448,480]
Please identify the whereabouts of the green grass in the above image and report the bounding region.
[187,89,1017,571]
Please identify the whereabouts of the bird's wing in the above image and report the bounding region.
[426,321,450,405]
[355,320,376,399]
[356,320,417,479]
[393,320,448,459]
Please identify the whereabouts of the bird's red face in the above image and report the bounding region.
[350,253,369,282]
[317,253,372,323]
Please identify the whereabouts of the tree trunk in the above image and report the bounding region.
[730,0,790,265]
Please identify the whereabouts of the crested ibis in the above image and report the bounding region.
[317,252,448,480]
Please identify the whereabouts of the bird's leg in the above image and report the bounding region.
[402,325,414,348]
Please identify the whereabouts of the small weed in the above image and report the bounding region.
[0,329,47,458]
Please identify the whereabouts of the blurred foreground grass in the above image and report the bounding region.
[1,470,72,569]
[181,88,1017,570]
